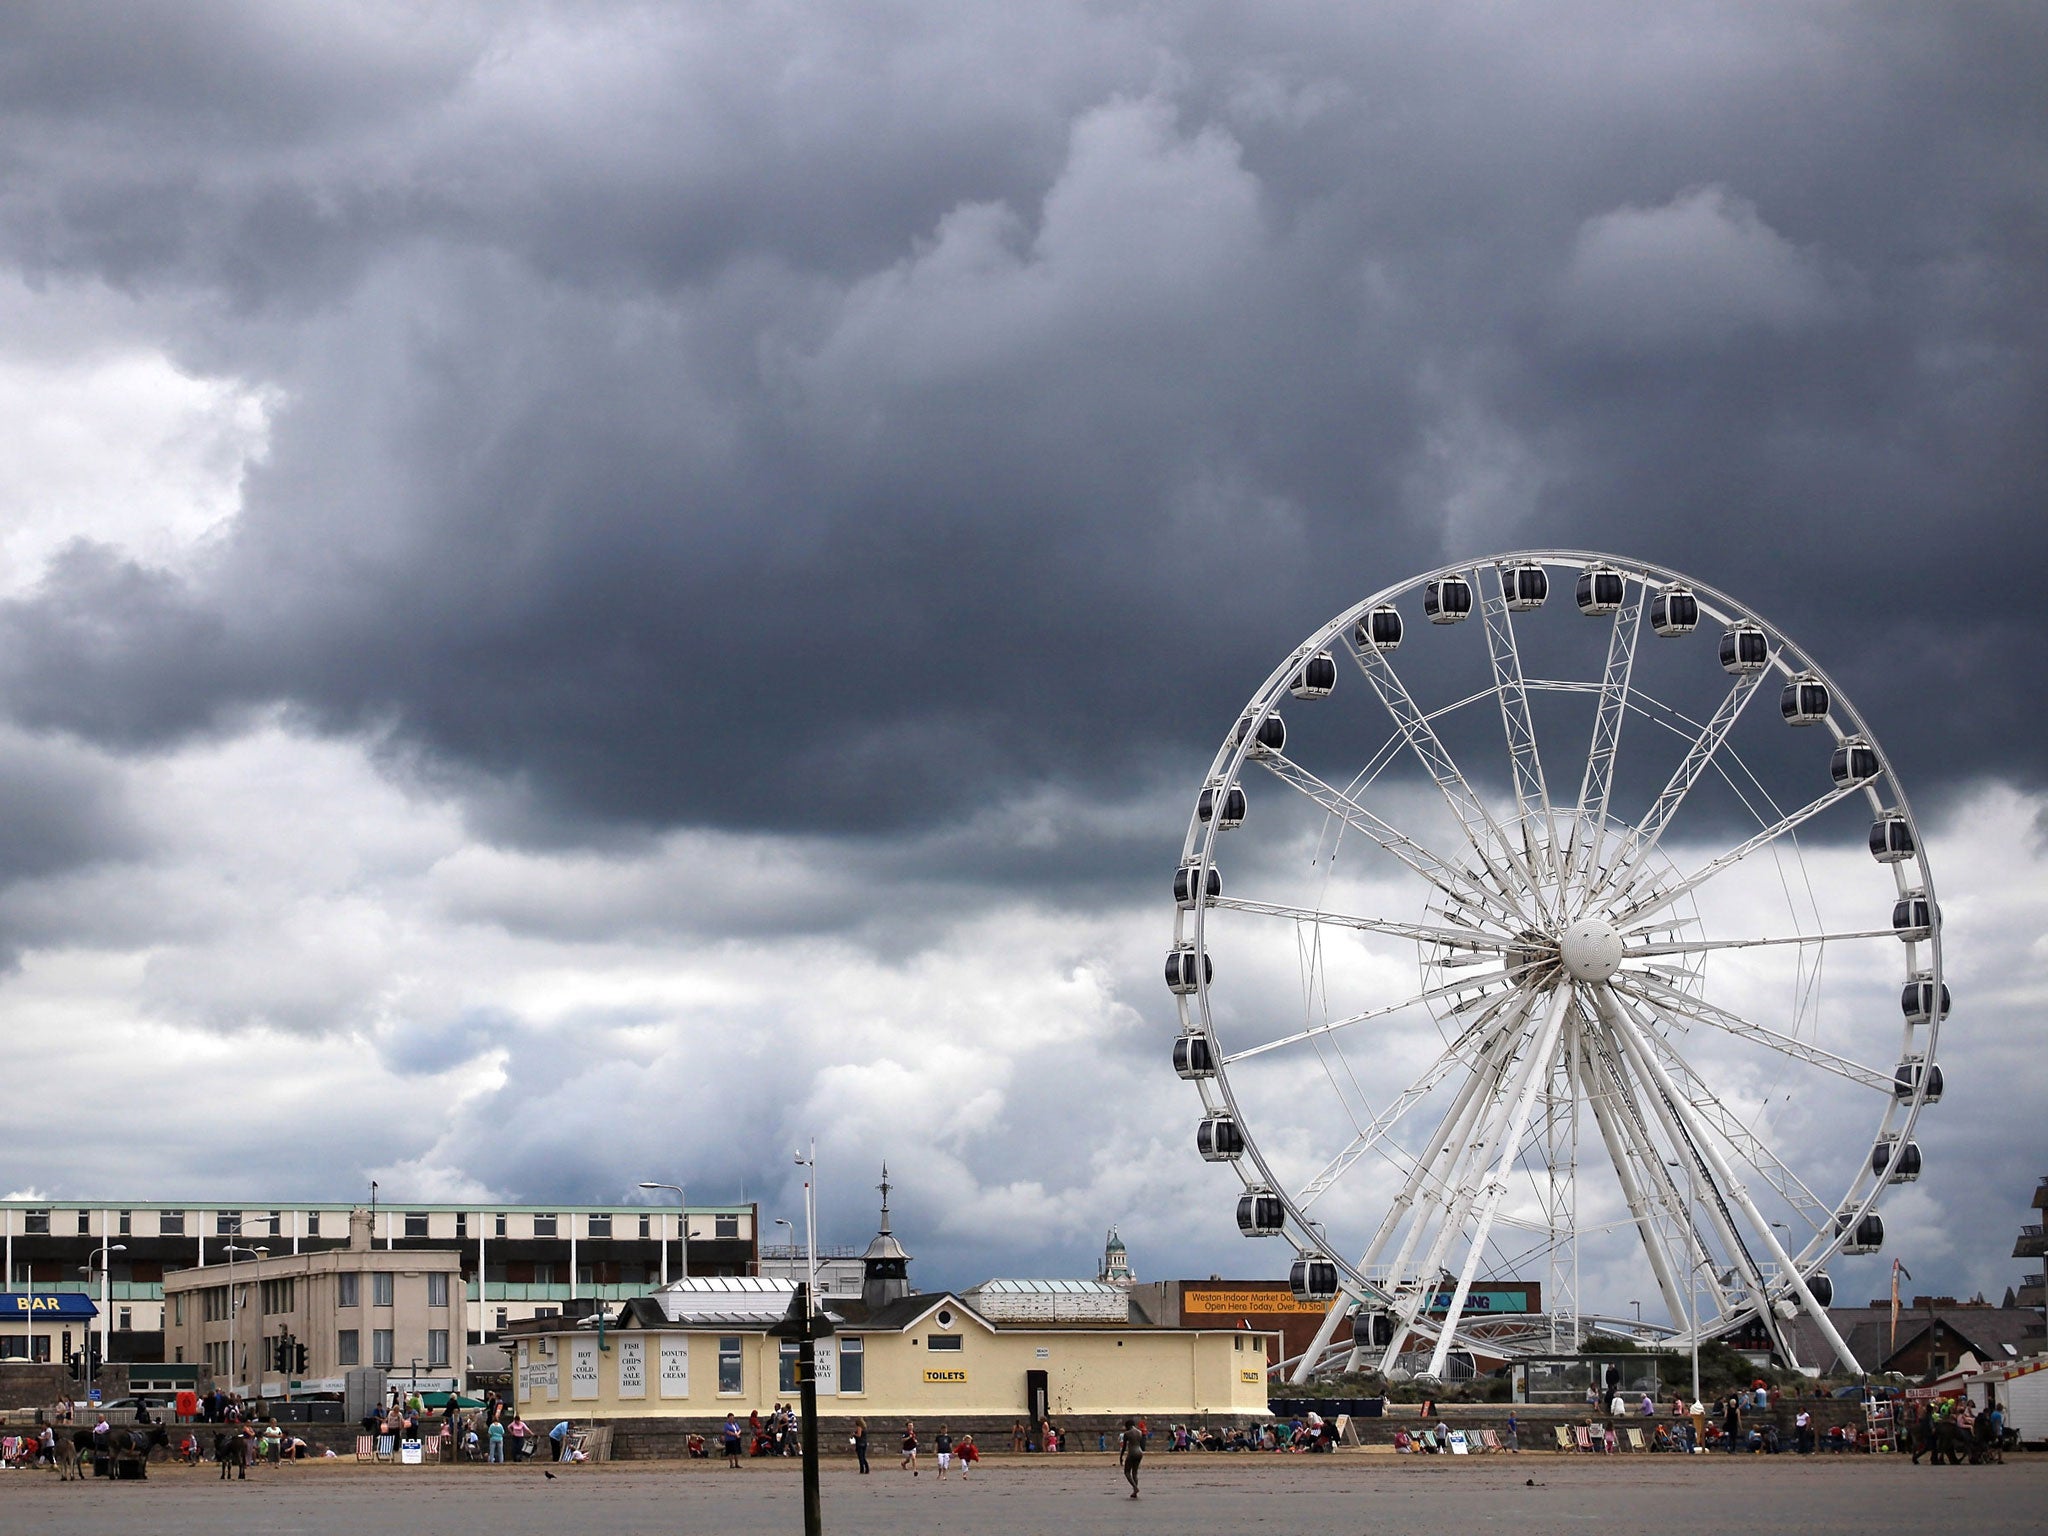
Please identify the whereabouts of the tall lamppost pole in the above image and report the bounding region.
[792,1141,818,1304]
[222,1245,267,1398]
[769,1282,832,1536]
[638,1183,686,1285]
[78,1245,126,1386]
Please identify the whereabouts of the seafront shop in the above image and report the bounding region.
[0,1293,97,1368]
[512,1280,1273,1422]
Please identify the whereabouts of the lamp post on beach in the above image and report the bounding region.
[221,1245,267,1396]
[638,1182,686,1284]
[79,1244,125,1385]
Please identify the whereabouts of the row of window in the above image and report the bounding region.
[338,1329,449,1368]
[172,1273,451,1327]
[12,1209,743,1240]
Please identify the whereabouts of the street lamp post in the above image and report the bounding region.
[792,1141,818,1305]
[768,1282,833,1536]
[221,1246,268,1399]
[773,1217,795,1271]
[638,1183,686,1285]
[78,1245,126,1386]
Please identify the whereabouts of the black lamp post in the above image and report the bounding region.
[768,1281,834,1536]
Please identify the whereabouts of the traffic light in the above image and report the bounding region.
[293,1342,308,1374]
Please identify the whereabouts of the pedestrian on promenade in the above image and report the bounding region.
[723,1415,742,1468]
[1504,1412,1519,1453]
[1119,1417,1144,1499]
[901,1420,919,1475]
[958,1434,978,1478]
[935,1425,953,1480]
[851,1417,869,1474]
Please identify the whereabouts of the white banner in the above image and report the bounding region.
[617,1335,646,1399]
[569,1337,600,1401]
[812,1337,838,1397]
[659,1335,690,1399]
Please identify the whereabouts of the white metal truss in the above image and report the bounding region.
[1479,566,1569,919]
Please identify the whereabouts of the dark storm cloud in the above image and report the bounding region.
[0,1,2041,849]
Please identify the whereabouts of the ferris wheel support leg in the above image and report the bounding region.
[1289,1295,1357,1386]
[1425,986,1572,1382]
[1372,1002,1536,1372]
[1579,1034,1691,1336]
[1598,988,1860,1374]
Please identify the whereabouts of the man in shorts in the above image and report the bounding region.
[901,1420,919,1476]
[1119,1416,1144,1498]
[935,1425,953,1479]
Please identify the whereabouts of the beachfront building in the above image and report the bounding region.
[0,1195,758,1363]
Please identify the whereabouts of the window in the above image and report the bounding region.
[404,1212,429,1239]
[840,1336,864,1395]
[927,1334,963,1352]
[494,1213,507,1237]
[23,1210,48,1236]
[427,1273,449,1309]
[160,1210,185,1236]
[337,1273,359,1308]
[267,1211,282,1237]
[533,1306,559,1319]
[203,1287,231,1323]
[533,1214,558,1238]
[261,1278,296,1314]
[172,1295,185,1328]
[373,1330,394,1367]
[577,1264,593,1286]
[306,1212,321,1238]
[76,1210,91,1235]
[337,1330,359,1366]
[118,1307,132,1332]
[216,1212,240,1236]
[428,1329,450,1368]
[455,1212,468,1239]
[779,1340,800,1393]
[714,1214,739,1240]
[372,1273,394,1307]
[117,1210,131,1236]
[495,1309,508,1331]
[531,1262,556,1285]
[718,1336,743,1394]
[588,1213,612,1238]
[638,1213,650,1239]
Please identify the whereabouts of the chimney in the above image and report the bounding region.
[349,1208,373,1253]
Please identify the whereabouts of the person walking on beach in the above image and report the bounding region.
[934,1425,953,1480]
[1119,1417,1144,1499]
[851,1417,869,1474]
[723,1414,743,1468]
[901,1420,919,1475]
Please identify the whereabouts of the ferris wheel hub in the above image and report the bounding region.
[1558,917,1624,983]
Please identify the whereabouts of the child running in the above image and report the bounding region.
[935,1425,952,1480]
[900,1419,919,1475]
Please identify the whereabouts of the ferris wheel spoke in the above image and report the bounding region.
[1256,752,1529,930]
[1612,972,1892,1094]
[1589,669,1764,906]
[1208,895,1506,952]
[1569,588,1644,887]
[1622,1016,1835,1235]
[1370,999,1541,1367]
[1219,968,1519,1067]
[1622,927,1895,957]
[1424,984,1573,1378]
[1295,985,1531,1210]
[1345,987,1539,1278]
[1609,779,1869,927]
[1479,569,1570,918]
[1576,1022,1695,1335]
[1343,644,1544,918]
[1596,988,1859,1371]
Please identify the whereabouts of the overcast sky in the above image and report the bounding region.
[0,2,2041,1322]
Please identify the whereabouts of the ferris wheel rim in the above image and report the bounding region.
[1170,551,1942,1372]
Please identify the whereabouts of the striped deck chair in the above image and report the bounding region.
[1480,1429,1503,1452]
[1418,1429,1440,1454]
[354,1434,376,1462]
[1627,1428,1648,1452]
[1555,1425,1575,1452]
[1573,1425,1594,1452]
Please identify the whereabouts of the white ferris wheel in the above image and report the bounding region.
[1169,552,1944,1383]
